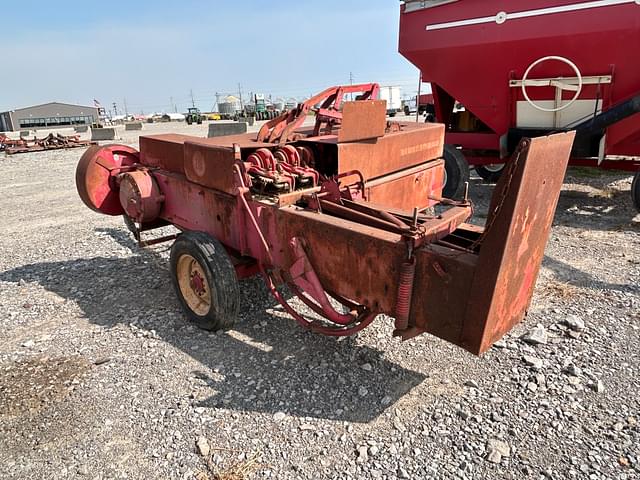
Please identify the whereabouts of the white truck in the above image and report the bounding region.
[379,86,402,117]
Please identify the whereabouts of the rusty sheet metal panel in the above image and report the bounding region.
[409,244,478,343]
[276,207,406,313]
[154,172,242,251]
[139,134,190,173]
[460,132,575,355]
[337,123,444,180]
[337,100,387,143]
[140,134,275,175]
[183,141,238,195]
[365,159,444,210]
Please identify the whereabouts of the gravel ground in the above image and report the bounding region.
[0,120,639,480]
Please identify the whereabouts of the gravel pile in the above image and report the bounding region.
[0,121,638,479]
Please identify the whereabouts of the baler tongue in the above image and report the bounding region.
[408,132,575,354]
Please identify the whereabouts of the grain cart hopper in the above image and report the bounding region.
[76,84,574,355]
[399,0,640,211]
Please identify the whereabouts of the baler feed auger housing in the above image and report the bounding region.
[76,84,574,355]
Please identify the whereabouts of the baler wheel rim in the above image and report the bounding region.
[176,254,212,316]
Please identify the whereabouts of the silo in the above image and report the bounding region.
[218,95,241,115]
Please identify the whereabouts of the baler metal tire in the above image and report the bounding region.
[632,172,640,213]
[442,144,470,199]
[475,164,505,183]
[170,231,240,331]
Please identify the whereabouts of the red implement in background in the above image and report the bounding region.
[3,133,94,155]
[399,0,640,210]
[75,84,575,355]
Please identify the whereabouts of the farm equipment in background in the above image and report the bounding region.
[185,107,204,125]
[404,94,436,121]
[75,83,575,355]
[399,0,640,210]
[2,133,94,155]
[237,94,283,122]
[0,134,24,152]
[379,86,403,117]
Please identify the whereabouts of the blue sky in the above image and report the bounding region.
[1,0,419,114]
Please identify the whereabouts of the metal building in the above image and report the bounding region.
[0,102,100,132]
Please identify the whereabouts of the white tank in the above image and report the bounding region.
[218,95,241,115]
[273,98,286,111]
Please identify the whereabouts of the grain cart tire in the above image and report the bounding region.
[170,231,240,331]
[442,145,470,199]
[632,172,640,213]
[475,164,505,183]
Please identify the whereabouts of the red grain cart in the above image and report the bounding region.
[76,84,574,355]
[399,0,640,210]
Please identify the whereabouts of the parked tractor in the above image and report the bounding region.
[185,107,203,125]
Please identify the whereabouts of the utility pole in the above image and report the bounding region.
[123,98,128,117]
[190,89,196,108]
[349,72,354,100]
[112,102,118,116]
[170,96,177,113]
[416,72,422,123]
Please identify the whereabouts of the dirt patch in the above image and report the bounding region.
[0,356,91,417]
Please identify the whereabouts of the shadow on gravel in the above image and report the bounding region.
[469,173,639,232]
[542,256,639,294]
[0,228,426,423]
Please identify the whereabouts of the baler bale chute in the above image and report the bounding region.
[75,84,575,355]
[399,0,640,211]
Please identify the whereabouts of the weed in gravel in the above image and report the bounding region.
[540,279,579,299]
[195,446,262,480]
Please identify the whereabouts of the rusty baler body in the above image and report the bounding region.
[76,84,574,355]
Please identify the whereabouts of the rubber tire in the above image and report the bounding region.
[442,144,470,199]
[475,164,505,183]
[170,231,239,331]
[632,172,640,213]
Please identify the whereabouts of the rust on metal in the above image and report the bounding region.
[2,133,94,155]
[75,83,575,356]
[337,100,387,143]
[460,132,576,354]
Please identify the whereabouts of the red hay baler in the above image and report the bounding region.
[76,84,574,355]
[399,0,640,211]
